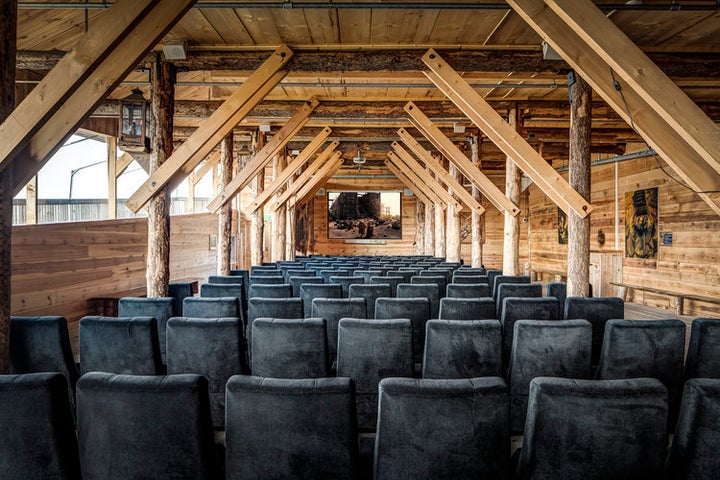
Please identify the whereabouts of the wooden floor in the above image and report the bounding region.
[624,301,696,352]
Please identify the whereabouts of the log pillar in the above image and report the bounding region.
[568,73,592,297]
[503,107,522,275]
[250,132,265,266]
[146,58,173,298]
[470,131,484,267]
[271,151,287,262]
[415,200,425,255]
[217,132,233,275]
[446,161,462,263]
[424,202,435,256]
[286,207,295,261]
[432,155,445,258]
[0,0,17,373]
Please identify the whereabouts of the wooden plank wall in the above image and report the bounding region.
[530,156,720,317]
[11,213,218,343]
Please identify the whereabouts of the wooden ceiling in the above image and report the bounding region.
[14,0,720,173]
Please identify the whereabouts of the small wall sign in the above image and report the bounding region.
[661,232,673,246]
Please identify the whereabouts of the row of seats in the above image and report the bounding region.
[2,371,719,479]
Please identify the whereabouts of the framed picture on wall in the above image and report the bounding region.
[327,191,402,239]
[625,187,658,259]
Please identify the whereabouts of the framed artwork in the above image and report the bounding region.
[558,207,568,244]
[625,187,658,259]
[327,191,402,239]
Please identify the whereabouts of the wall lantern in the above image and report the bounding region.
[119,88,150,152]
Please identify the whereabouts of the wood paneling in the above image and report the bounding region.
[11,214,218,351]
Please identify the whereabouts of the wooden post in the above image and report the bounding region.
[217,132,233,275]
[286,206,295,261]
[272,151,287,262]
[425,202,435,256]
[250,131,265,266]
[431,156,445,258]
[568,72,592,297]
[26,176,38,225]
[146,58,173,298]
[470,131,484,267]
[0,0,17,373]
[446,160,462,263]
[186,177,195,214]
[415,200,425,255]
[107,137,117,219]
[503,107,522,275]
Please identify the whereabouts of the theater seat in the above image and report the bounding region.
[251,318,329,378]
[683,318,720,381]
[564,296,624,368]
[300,284,342,318]
[375,297,430,364]
[118,297,174,365]
[438,297,496,320]
[445,283,490,298]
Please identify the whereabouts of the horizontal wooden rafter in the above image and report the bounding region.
[272,150,343,211]
[386,151,460,211]
[384,160,436,207]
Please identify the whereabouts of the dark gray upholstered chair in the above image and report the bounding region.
[9,316,79,412]
[515,377,668,480]
[249,275,285,286]
[371,275,404,297]
[492,275,531,299]
[247,283,293,299]
[250,265,280,275]
[200,283,246,323]
[118,297,174,364]
[336,318,414,431]
[319,269,339,283]
[247,298,304,357]
[546,282,567,318]
[486,269,503,297]
[666,378,720,479]
[77,373,219,479]
[311,298,367,364]
[500,297,560,369]
[0,373,81,480]
[349,283,392,319]
[374,377,510,480]
[596,319,685,429]
[683,318,720,380]
[354,269,383,283]
[412,275,447,299]
[422,319,502,379]
[229,269,250,306]
[495,283,543,319]
[451,274,489,285]
[375,297,431,364]
[564,296,624,368]
[166,317,245,428]
[283,269,316,283]
[168,281,194,316]
[209,274,244,284]
[300,283,342,318]
[455,267,485,274]
[329,275,365,297]
[438,297,496,320]
[79,316,162,375]
[225,376,358,480]
[183,296,240,320]
[289,275,324,297]
[446,282,490,298]
[509,320,592,433]
[385,270,414,283]
[251,318,329,378]
[423,267,454,284]
[398,282,440,318]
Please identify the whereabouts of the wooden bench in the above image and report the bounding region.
[609,281,720,316]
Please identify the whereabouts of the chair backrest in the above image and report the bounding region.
[509,320,592,433]
[200,283,246,323]
[118,297,174,364]
[354,269,383,283]
[250,266,280,275]
[684,318,720,381]
[226,376,358,480]
[168,282,194,316]
[492,275,531,299]
[516,377,668,480]
[283,269,316,283]
[374,377,510,480]
[422,319,502,379]
[446,283,490,298]
[166,317,245,428]
[495,283,543,318]
[251,318,328,378]
[411,275,447,299]
[666,378,720,479]
[348,283,392,319]
[384,270,414,283]
[183,296,240,320]
[0,373,81,480]
[247,298,304,356]
[79,316,162,375]
[438,297,496,320]
[329,276,365,297]
[500,297,560,369]
[397,283,440,318]
[485,269,503,296]
[248,283,293,299]
[249,275,285,286]
[546,282,567,318]
[422,268,453,284]
[311,298,367,363]
[289,275,324,297]
[300,283,342,318]
[336,318,414,431]
[452,274,489,285]
[9,316,79,409]
[564,296,624,367]
[371,275,404,297]
[375,297,431,364]
[77,373,218,479]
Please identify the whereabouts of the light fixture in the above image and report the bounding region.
[352,149,366,164]
[118,88,149,152]
[162,40,187,60]
[259,124,271,132]
[541,41,563,61]
[453,123,466,133]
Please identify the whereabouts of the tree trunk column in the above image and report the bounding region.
[424,203,435,256]
[250,132,265,266]
[446,161,462,263]
[470,132,484,267]
[415,200,425,255]
[432,156,445,259]
[503,107,522,275]
[568,73,592,297]
[217,132,233,275]
[0,0,17,373]
[272,151,287,262]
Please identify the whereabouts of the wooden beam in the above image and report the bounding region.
[125,46,293,213]
[237,127,333,215]
[384,162,434,207]
[6,0,196,195]
[273,150,342,211]
[470,131,483,267]
[116,152,134,177]
[290,155,345,209]
[271,150,287,262]
[422,49,593,218]
[107,137,117,220]
[393,132,487,215]
[205,97,319,213]
[503,107,522,275]
[386,151,459,211]
[399,111,517,215]
[218,132,233,276]
[506,0,720,216]
[189,151,221,185]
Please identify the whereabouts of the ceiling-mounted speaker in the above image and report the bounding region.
[541,41,563,61]
[162,40,187,60]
